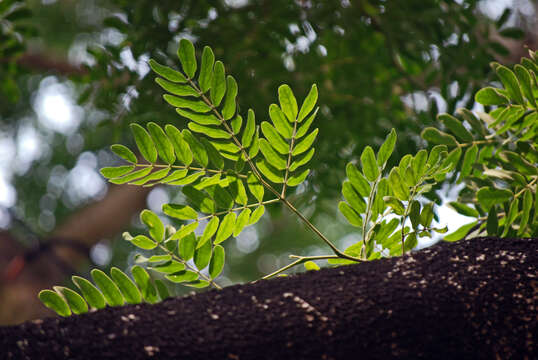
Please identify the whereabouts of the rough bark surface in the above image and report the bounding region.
[1,237,536,360]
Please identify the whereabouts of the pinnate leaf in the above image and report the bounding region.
[297,84,318,122]
[39,290,71,317]
[91,269,124,307]
[131,124,157,163]
[178,39,197,78]
[111,144,137,163]
[278,84,298,122]
[360,146,379,181]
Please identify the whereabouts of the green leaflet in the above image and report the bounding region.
[231,114,242,134]
[150,260,186,274]
[166,271,198,283]
[477,187,513,211]
[179,232,196,260]
[184,184,217,213]
[278,84,298,122]
[161,169,188,184]
[502,198,519,237]
[419,203,434,227]
[178,38,197,79]
[242,109,256,147]
[377,128,397,167]
[486,206,498,235]
[222,76,238,120]
[234,208,251,237]
[384,196,405,216]
[289,148,314,171]
[514,64,537,108]
[411,150,427,180]
[248,128,260,158]
[256,159,284,183]
[149,59,187,83]
[409,201,421,230]
[199,46,215,93]
[209,245,225,279]
[496,65,525,105]
[200,138,224,169]
[215,212,236,244]
[286,168,310,187]
[304,261,320,271]
[154,280,171,300]
[130,235,158,250]
[130,124,157,163]
[338,201,362,227]
[53,287,88,315]
[155,78,199,97]
[199,216,219,248]
[182,129,209,167]
[171,221,198,240]
[292,128,318,156]
[72,276,106,309]
[100,165,135,179]
[460,144,478,179]
[475,87,509,105]
[176,108,220,126]
[207,185,234,210]
[247,173,264,202]
[193,173,221,190]
[448,202,479,218]
[269,104,293,139]
[39,290,71,317]
[164,94,211,113]
[360,146,379,182]
[184,280,210,288]
[438,114,473,143]
[91,269,124,307]
[518,190,532,235]
[188,122,231,139]
[261,121,289,154]
[130,168,170,186]
[147,122,176,164]
[162,204,198,220]
[295,108,318,139]
[140,209,164,243]
[248,205,265,225]
[346,163,371,197]
[297,84,318,122]
[342,181,366,213]
[421,127,459,146]
[259,139,287,169]
[110,267,142,304]
[228,177,248,205]
[211,61,226,107]
[194,239,212,269]
[444,221,477,242]
[388,167,409,201]
[131,265,159,303]
[165,125,193,166]
[167,171,205,186]
[111,144,137,163]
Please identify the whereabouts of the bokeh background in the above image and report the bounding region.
[1,0,536,325]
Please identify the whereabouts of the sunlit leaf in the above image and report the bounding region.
[443,221,477,242]
[194,239,212,269]
[360,146,379,181]
[176,108,220,126]
[91,269,124,307]
[215,212,237,244]
[171,222,198,240]
[269,103,293,139]
[222,76,238,120]
[131,124,157,163]
[259,139,287,169]
[438,114,473,143]
[477,187,513,210]
[233,208,251,237]
[178,38,197,78]
[247,173,264,202]
[346,163,370,197]
[131,266,158,304]
[496,65,524,105]
[149,260,186,274]
[377,128,397,167]
[342,181,366,213]
[297,84,318,122]
[165,125,193,166]
[178,232,196,261]
[304,261,320,271]
[100,165,135,179]
[256,158,284,183]
[155,78,199,97]
[110,267,142,304]
[286,168,310,187]
[162,204,198,220]
[209,245,225,279]
[210,61,226,107]
[248,205,265,225]
[289,148,314,171]
[167,171,205,186]
[261,121,289,154]
[154,280,170,300]
[421,127,459,146]
[165,270,198,283]
[383,196,405,216]
[388,167,408,201]
[182,129,208,167]
[72,276,106,309]
[140,209,164,243]
[242,109,256,148]
[164,94,211,113]
[199,46,215,93]
[53,287,88,315]
[39,290,71,317]
[475,87,509,105]
[338,201,363,227]
[149,59,186,83]
[292,128,318,156]
[278,84,298,122]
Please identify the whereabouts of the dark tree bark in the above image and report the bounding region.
[1,237,536,360]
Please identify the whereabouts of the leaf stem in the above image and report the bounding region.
[261,254,340,280]
[157,243,222,290]
[282,117,299,197]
